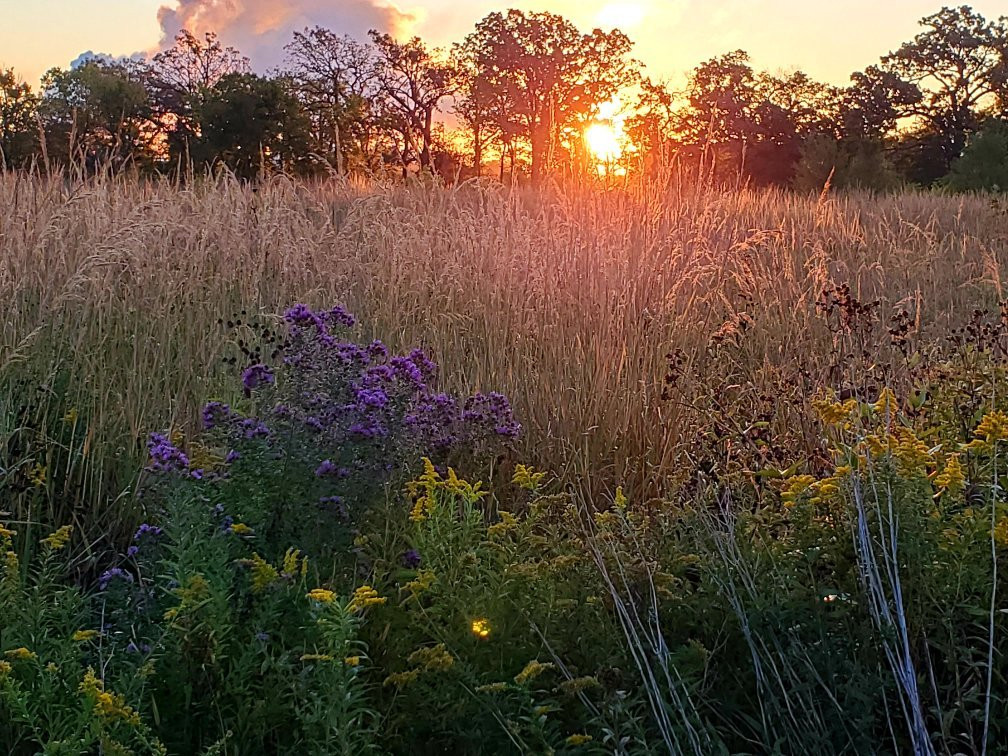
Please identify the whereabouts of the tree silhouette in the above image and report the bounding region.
[0,69,38,168]
[284,27,377,175]
[368,32,457,175]
[874,5,1008,171]
[462,10,635,182]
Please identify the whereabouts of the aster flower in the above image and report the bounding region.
[241,364,275,397]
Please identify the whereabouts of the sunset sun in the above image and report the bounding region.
[585,122,623,162]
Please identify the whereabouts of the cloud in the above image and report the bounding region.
[156,0,418,70]
[70,50,147,70]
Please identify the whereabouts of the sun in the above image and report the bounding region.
[585,122,623,163]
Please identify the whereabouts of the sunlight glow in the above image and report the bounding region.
[585,123,622,163]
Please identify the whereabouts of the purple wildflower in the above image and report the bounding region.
[241,364,275,397]
[401,549,422,569]
[315,459,336,477]
[99,567,134,591]
[201,401,234,430]
[145,432,189,473]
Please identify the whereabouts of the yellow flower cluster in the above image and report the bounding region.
[558,676,600,695]
[404,569,436,595]
[514,660,554,684]
[891,427,933,473]
[487,510,518,538]
[281,547,308,579]
[873,387,899,416]
[383,668,420,688]
[565,734,593,746]
[344,655,360,667]
[248,553,279,593]
[934,454,965,498]
[408,643,455,672]
[41,525,73,551]
[512,464,547,491]
[0,660,11,677]
[300,653,334,663]
[408,458,488,522]
[4,647,36,661]
[780,475,816,506]
[812,396,859,426]
[229,523,254,536]
[471,618,491,639]
[164,574,211,621]
[73,630,99,643]
[29,464,47,487]
[306,588,335,603]
[966,411,1008,451]
[347,585,386,613]
[63,407,79,424]
[79,668,141,726]
[995,518,1008,549]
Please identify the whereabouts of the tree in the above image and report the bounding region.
[676,51,836,185]
[368,32,457,174]
[625,78,679,169]
[192,73,313,180]
[0,69,38,168]
[946,119,1008,192]
[283,27,377,175]
[149,30,249,162]
[462,10,636,182]
[39,61,154,170]
[874,6,1008,172]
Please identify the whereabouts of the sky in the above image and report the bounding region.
[2,0,1007,89]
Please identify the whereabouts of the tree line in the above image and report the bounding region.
[1,4,1007,190]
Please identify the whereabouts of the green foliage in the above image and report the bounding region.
[192,73,315,180]
[947,120,1008,193]
[793,133,900,192]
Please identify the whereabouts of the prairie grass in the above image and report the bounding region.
[2,171,1005,535]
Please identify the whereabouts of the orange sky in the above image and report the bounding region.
[2,1,1006,88]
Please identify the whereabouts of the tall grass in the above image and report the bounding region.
[2,171,1005,537]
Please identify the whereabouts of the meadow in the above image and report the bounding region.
[3,172,1008,753]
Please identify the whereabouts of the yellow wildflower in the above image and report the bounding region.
[614,486,628,510]
[347,585,385,613]
[515,660,553,684]
[968,411,1008,451]
[383,669,420,688]
[229,522,253,536]
[873,388,899,416]
[63,408,78,424]
[558,676,600,695]
[5,647,37,661]
[281,547,305,578]
[404,569,436,595]
[0,660,11,677]
[408,643,454,672]
[0,525,16,542]
[344,656,360,667]
[780,475,816,506]
[41,525,73,551]
[935,454,965,498]
[565,734,593,746]
[300,653,334,662]
[307,588,335,603]
[247,553,279,593]
[79,668,141,725]
[892,427,932,473]
[29,464,47,487]
[471,618,491,639]
[512,464,547,491]
[488,510,518,538]
[73,630,99,643]
[410,495,433,523]
[995,518,1008,549]
[812,396,859,426]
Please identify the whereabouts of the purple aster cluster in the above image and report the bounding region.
[129,523,164,557]
[99,567,134,591]
[241,364,275,397]
[146,432,189,473]
[178,303,521,541]
[201,401,236,430]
